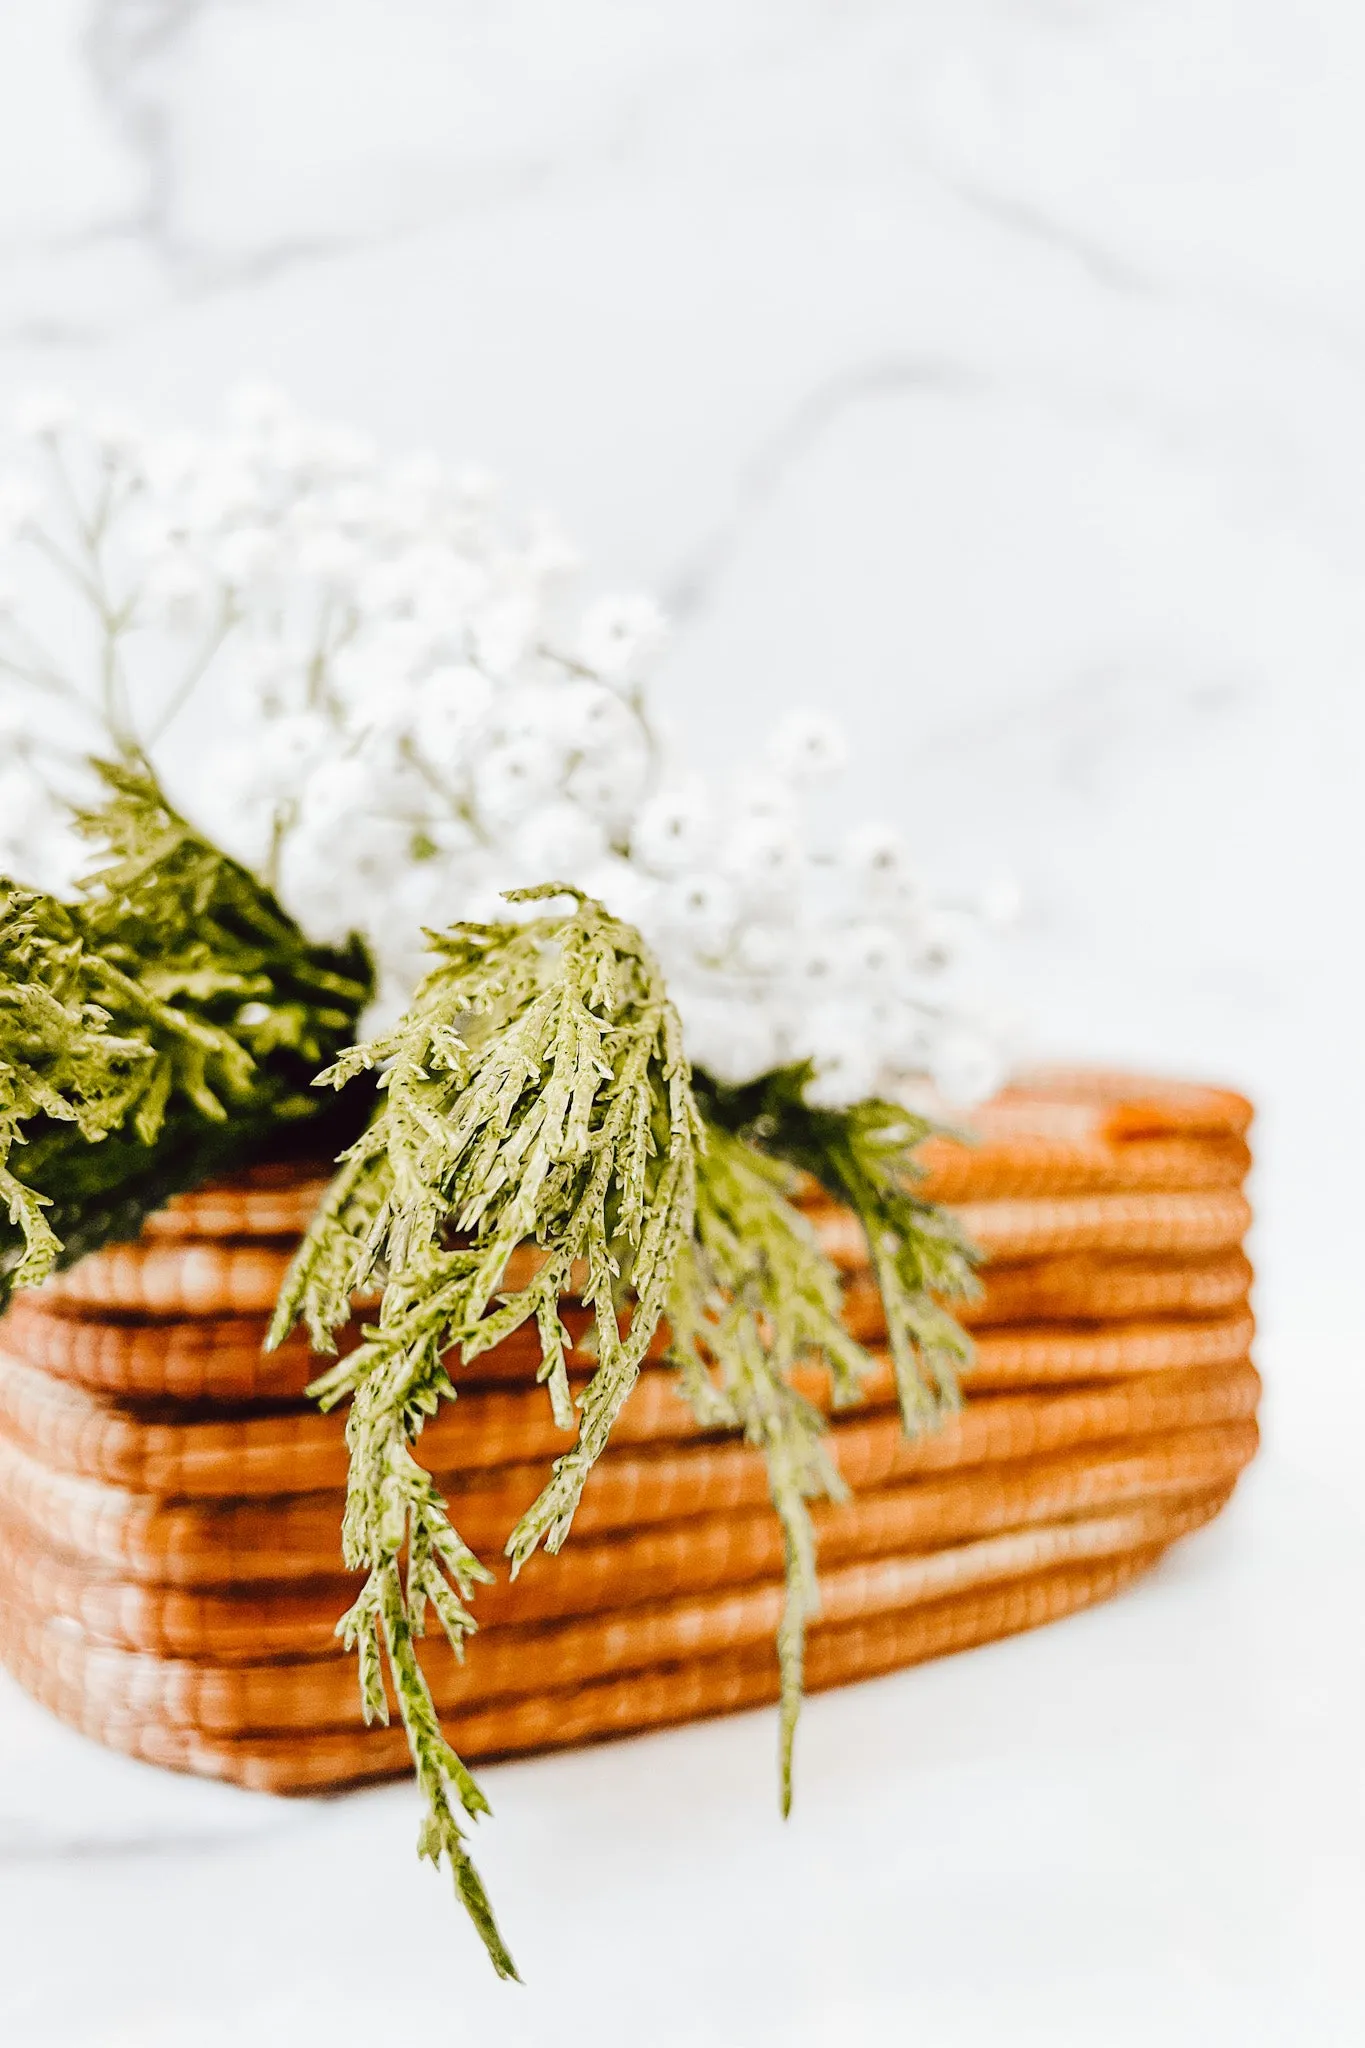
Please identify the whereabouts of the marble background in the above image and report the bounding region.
[0,6,1362,2043]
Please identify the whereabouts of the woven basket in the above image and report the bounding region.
[0,1068,1258,1791]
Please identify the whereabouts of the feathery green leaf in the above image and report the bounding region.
[0,764,372,1302]
[269,885,701,1976]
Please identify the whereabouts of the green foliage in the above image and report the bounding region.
[668,1084,978,1808]
[695,1064,980,1427]
[3,765,978,1975]
[268,885,701,1980]
[0,765,372,1302]
[666,1123,869,1809]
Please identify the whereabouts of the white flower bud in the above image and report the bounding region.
[731,920,786,976]
[632,783,712,876]
[730,771,797,826]
[565,752,645,828]
[841,922,902,985]
[140,549,212,626]
[931,1029,1004,1108]
[509,802,606,879]
[722,818,800,902]
[768,708,849,784]
[577,594,666,688]
[410,665,493,766]
[549,679,637,755]
[474,737,561,829]
[800,1003,883,1108]
[660,871,738,955]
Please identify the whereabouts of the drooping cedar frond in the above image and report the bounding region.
[268,885,700,1979]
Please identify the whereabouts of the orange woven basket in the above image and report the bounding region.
[0,1069,1258,1792]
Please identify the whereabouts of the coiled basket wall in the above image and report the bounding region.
[0,1068,1257,1791]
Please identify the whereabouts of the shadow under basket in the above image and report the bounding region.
[0,1068,1259,1793]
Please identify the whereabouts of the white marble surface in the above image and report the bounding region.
[1,5,1363,2039]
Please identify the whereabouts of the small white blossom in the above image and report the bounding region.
[410,666,493,766]
[842,823,919,899]
[790,928,842,994]
[930,1028,1006,1108]
[769,708,849,784]
[731,919,787,976]
[722,818,801,903]
[564,753,645,830]
[510,802,607,878]
[632,783,713,877]
[841,922,902,985]
[730,772,797,826]
[660,871,739,956]
[474,738,561,829]
[578,594,667,687]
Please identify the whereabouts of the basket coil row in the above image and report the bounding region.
[0,1068,1258,1792]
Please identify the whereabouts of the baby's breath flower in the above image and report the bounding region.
[723,817,801,901]
[0,389,1010,1107]
[632,783,713,876]
[474,737,561,829]
[509,802,607,878]
[769,708,849,783]
[577,593,667,686]
[841,822,918,895]
[660,870,739,956]
[409,665,493,765]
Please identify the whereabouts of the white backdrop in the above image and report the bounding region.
[1,7,1362,2043]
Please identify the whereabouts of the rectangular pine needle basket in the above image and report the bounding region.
[0,1068,1258,1792]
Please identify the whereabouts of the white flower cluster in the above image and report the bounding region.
[0,389,1010,1107]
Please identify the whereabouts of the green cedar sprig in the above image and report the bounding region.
[267,885,701,1980]
[694,1064,980,1427]
[666,1122,871,1810]
[0,764,372,1303]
